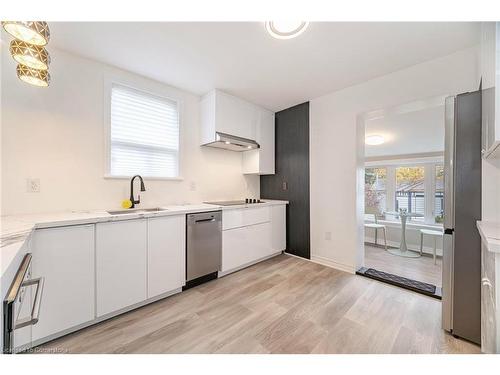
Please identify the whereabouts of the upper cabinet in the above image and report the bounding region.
[242,109,275,175]
[201,89,275,175]
[481,22,500,159]
[201,89,257,144]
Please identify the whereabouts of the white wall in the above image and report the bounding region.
[310,47,479,273]
[1,47,259,215]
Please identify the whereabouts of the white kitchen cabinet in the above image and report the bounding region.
[31,224,95,343]
[481,22,500,159]
[222,206,271,230]
[222,225,251,272]
[222,222,272,273]
[201,89,258,144]
[96,219,147,317]
[221,204,286,274]
[271,204,286,252]
[147,215,186,298]
[243,109,275,175]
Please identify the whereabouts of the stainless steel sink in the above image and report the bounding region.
[107,207,168,215]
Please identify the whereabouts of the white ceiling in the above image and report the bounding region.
[49,22,480,111]
[365,105,445,158]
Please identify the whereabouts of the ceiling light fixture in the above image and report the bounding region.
[2,21,50,46]
[365,135,385,146]
[10,40,50,70]
[16,64,50,87]
[265,21,309,40]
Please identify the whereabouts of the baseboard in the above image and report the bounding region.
[309,255,356,274]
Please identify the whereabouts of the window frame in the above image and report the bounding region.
[103,77,184,181]
[365,156,444,226]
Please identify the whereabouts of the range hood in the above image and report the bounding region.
[204,132,260,152]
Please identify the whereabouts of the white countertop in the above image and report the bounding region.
[0,200,288,280]
[477,221,500,253]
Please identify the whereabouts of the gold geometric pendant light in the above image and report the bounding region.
[2,21,50,46]
[2,21,52,87]
[16,64,51,87]
[10,40,50,70]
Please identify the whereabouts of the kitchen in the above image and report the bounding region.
[1,6,500,374]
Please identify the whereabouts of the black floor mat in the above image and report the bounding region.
[357,267,441,299]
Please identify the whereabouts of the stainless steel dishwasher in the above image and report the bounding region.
[185,211,222,289]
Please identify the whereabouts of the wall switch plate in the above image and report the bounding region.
[27,178,40,193]
[325,231,332,241]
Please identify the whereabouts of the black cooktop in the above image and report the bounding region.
[205,199,263,206]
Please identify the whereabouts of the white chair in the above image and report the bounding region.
[419,229,443,265]
[365,214,387,251]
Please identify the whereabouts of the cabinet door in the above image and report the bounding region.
[32,225,95,342]
[96,219,147,317]
[222,226,251,272]
[257,109,275,175]
[147,215,186,298]
[271,205,286,252]
[216,90,257,140]
[250,222,273,259]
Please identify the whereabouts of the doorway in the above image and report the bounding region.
[358,97,446,297]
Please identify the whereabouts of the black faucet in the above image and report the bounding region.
[129,175,146,209]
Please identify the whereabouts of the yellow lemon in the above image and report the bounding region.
[121,199,132,209]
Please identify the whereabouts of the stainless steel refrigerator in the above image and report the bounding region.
[442,90,482,344]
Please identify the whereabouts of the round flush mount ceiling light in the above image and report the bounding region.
[10,40,50,70]
[16,64,50,87]
[2,21,50,46]
[265,21,309,39]
[365,135,385,146]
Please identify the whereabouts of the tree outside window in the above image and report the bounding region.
[365,168,387,215]
[395,166,425,221]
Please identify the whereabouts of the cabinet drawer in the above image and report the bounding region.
[223,206,270,230]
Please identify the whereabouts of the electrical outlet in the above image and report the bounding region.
[325,231,332,241]
[27,178,40,193]
[190,181,197,191]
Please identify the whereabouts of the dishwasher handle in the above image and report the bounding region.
[187,211,222,226]
[195,218,216,223]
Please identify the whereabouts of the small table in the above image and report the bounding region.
[384,210,424,258]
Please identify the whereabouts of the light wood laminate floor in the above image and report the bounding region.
[39,254,477,354]
[365,244,442,287]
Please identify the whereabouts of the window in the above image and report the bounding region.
[364,161,445,226]
[109,84,180,178]
[434,165,444,223]
[395,166,425,221]
[365,167,387,215]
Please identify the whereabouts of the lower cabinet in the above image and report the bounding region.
[222,222,272,273]
[31,225,95,343]
[147,215,186,298]
[96,219,147,317]
[271,204,286,252]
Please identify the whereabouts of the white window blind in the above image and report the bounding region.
[110,84,180,178]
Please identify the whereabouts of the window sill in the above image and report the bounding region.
[104,174,184,181]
